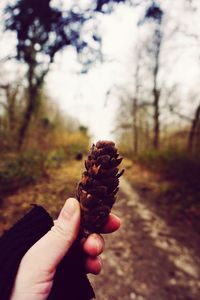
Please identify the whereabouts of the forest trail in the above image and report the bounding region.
[89,178,200,300]
[1,160,200,300]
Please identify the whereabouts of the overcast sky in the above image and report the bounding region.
[46,0,200,141]
[47,4,139,141]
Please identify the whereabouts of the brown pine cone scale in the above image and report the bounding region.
[77,140,124,236]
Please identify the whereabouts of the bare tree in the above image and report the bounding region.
[188,103,200,153]
[0,83,21,133]
[0,80,24,150]
[139,2,164,149]
[132,48,141,155]
[4,0,129,150]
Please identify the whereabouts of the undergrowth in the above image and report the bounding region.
[136,148,200,183]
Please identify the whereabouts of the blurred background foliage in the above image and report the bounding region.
[0,0,200,232]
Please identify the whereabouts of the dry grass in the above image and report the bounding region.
[123,157,200,232]
[0,159,83,235]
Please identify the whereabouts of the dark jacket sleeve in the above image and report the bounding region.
[0,205,95,300]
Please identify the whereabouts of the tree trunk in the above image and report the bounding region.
[7,85,18,134]
[0,84,18,148]
[195,120,200,151]
[187,103,200,153]
[145,119,150,149]
[17,64,37,151]
[153,89,160,149]
[17,60,49,151]
[152,28,162,150]
[132,54,140,155]
[132,97,138,155]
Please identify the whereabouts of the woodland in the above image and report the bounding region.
[0,1,200,299]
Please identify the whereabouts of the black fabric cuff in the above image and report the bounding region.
[0,205,95,300]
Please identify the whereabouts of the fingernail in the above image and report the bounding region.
[91,234,103,253]
[95,239,102,253]
[63,198,77,219]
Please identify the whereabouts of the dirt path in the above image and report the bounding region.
[1,161,200,299]
[89,178,200,300]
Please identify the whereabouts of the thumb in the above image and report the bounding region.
[26,198,80,272]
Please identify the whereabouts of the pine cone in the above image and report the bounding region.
[77,140,124,236]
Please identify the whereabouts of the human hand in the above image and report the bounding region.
[10,198,121,300]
